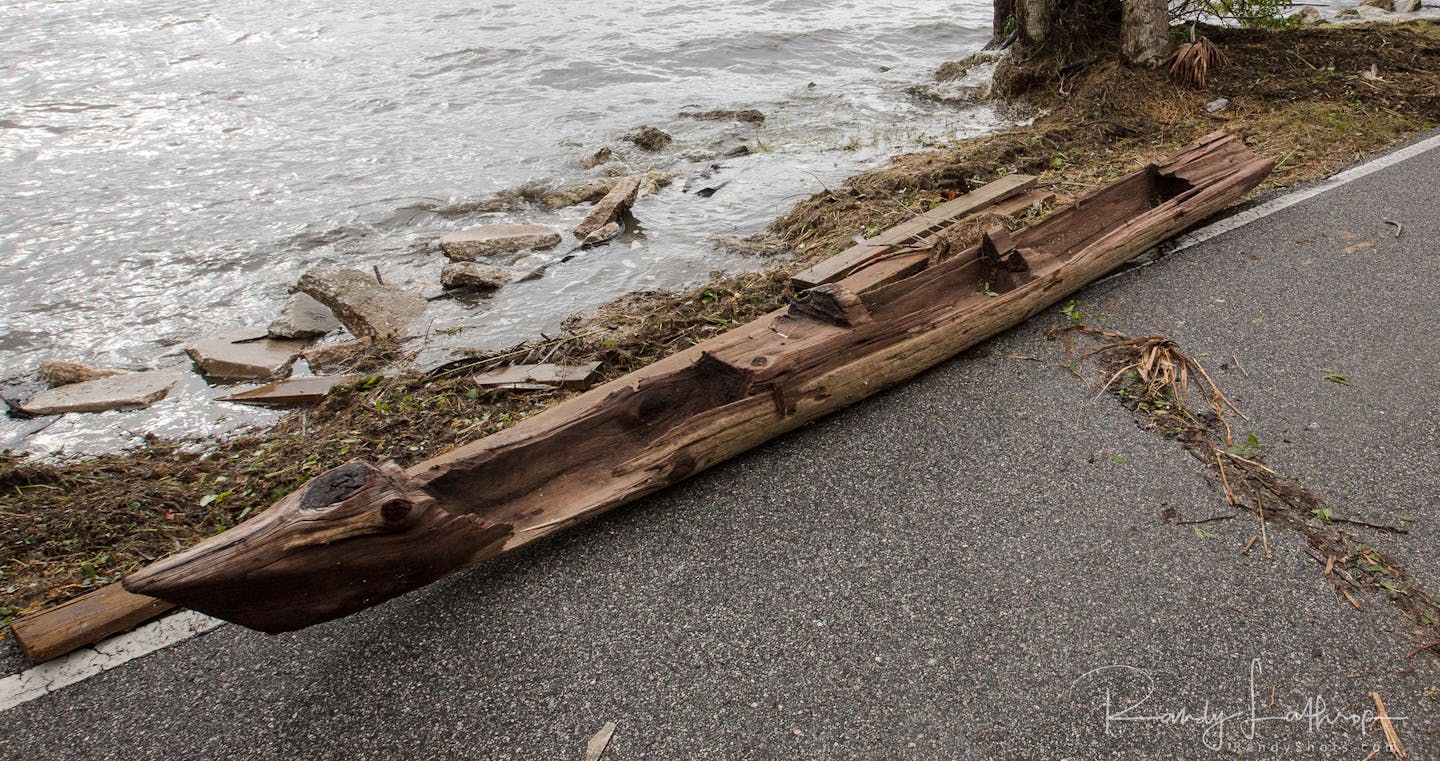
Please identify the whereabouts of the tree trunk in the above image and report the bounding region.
[988,0,1016,49]
[1121,0,1173,66]
[1014,0,1059,47]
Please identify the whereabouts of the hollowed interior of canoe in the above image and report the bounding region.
[421,164,1197,532]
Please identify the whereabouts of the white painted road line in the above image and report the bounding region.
[0,611,222,712]
[1,130,1437,716]
[1165,130,1440,253]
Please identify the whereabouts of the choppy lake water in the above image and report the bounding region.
[1,0,1005,454]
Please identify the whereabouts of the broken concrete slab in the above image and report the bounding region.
[297,268,427,340]
[440,262,512,290]
[438,225,561,261]
[20,368,184,415]
[302,338,373,373]
[581,221,621,246]
[36,360,123,388]
[267,293,340,339]
[186,328,308,381]
[540,172,673,209]
[217,375,360,406]
[573,175,641,240]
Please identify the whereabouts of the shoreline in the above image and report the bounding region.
[4,20,1439,632]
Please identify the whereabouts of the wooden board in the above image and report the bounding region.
[839,190,1057,294]
[473,362,601,390]
[9,583,174,664]
[121,132,1273,635]
[790,173,1036,290]
[217,375,359,406]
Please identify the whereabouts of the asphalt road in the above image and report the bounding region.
[1,133,1437,760]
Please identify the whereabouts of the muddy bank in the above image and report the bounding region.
[4,20,1440,628]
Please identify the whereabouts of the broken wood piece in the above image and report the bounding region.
[586,721,617,761]
[472,363,601,390]
[10,583,175,664]
[838,190,1056,294]
[123,132,1272,634]
[217,375,360,406]
[573,176,641,240]
[790,173,1037,290]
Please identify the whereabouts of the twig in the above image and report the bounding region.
[1384,219,1404,239]
[1242,535,1258,554]
[1370,692,1406,759]
[1178,514,1236,526]
[1331,516,1408,534]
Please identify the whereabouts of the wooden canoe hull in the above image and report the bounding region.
[124,132,1274,632]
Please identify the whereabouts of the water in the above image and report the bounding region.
[0,0,1003,455]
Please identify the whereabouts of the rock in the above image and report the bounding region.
[1396,0,1421,11]
[678,109,766,124]
[297,269,428,340]
[21,368,184,415]
[573,175,642,240]
[267,292,340,339]
[542,173,672,209]
[1297,5,1324,22]
[1360,0,1394,9]
[441,261,513,290]
[1353,3,1391,15]
[36,360,123,388]
[580,147,613,169]
[581,221,622,245]
[934,52,1002,83]
[640,171,675,196]
[439,224,562,261]
[722,144,751,157]
[186,328,308,380]
[624,125,672,151]
[302,338,373,373]
[541,178,619,209]
[1205,97,1230,113]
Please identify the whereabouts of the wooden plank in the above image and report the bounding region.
[790,173,1036,290]
[121,133,1273,634]
[473,363,601,390]
[10,583,175,664]
[217,375,359,406]
[840,191,1056,293]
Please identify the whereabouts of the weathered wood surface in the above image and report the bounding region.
[9,583,175,664]
[789,173,1036,290]
[840,189,1056,294]
[124,132,1273,634]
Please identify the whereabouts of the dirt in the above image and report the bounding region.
[4,20,1440,630]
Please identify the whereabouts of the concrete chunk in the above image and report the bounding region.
[187,328,308,381]
[297,269,427,340]
[21,368,184,415]
[439,224,561,261]
[441,262,512,290]
[573,176,641,240]
[267,293,340,339]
